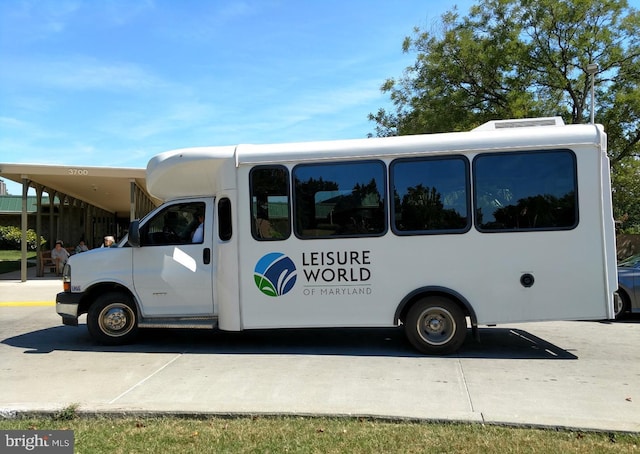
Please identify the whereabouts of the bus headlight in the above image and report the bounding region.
[62,263,71,292]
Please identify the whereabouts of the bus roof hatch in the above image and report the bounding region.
[473,117,565,131]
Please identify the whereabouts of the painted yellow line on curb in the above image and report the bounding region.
[0,301,55,307]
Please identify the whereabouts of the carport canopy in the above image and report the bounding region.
[0,162,161,281]
[0,163,159,214]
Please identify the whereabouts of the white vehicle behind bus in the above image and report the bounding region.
[56,117,617,354]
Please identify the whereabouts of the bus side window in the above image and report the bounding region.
[218,197,232,241]
[293,160,387,239]
[390,156,470,235]
[250,166,291,240]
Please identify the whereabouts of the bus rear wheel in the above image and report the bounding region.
[87,292,139,345]
[405,296,466,355]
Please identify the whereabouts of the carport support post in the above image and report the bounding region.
[20,177,29,282]
[48,190,56,249]
[35,185,44,277]
[130,180,136,221]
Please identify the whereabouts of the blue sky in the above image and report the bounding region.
[1,0,476,195]
[2,0,637,196]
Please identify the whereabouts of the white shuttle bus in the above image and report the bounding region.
[56,117,617,354]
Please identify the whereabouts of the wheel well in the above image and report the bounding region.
[77,283,137,317]
[395,286,477,329]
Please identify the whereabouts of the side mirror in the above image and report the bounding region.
[128,220,141,247]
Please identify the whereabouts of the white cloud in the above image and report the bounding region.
[1,56,166,92]
[100,0,156,27]
[2,0,82,39]
[0,0,156,42]
[0,116,31,130]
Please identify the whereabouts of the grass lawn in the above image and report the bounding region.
[0,413,637,453]
[0,250,37,274]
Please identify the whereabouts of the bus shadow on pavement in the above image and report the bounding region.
[3,324,576,359]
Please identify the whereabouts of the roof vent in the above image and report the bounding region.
[473,117,565,131]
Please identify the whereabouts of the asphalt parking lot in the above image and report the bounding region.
[0,275,639,433]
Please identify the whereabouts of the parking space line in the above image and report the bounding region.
[109,353,184,404]
[457,359,475,414]
[0,301,55,307]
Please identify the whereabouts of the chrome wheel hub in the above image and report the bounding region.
[103,308,128,331]
[418,307,456,346]
[426,315,444,333]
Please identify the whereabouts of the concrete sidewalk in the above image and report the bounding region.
[1,274,639,433]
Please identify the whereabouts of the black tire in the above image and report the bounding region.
[87,291,139,345]
[405,296,467,355]
[614,290,629,320]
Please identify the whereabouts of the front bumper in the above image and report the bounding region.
[56,292,82,326]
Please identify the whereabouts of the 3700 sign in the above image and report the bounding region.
[67,168,89,176]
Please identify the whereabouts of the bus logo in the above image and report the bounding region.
[254,253,297,297]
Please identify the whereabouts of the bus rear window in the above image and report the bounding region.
[473,150,578,232]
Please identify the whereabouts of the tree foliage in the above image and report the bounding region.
[612,157,640,232]
[370,0,640,227]
[0,226,46,251]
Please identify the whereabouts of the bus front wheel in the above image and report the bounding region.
[405,296,467,355]
[87,292,139,345]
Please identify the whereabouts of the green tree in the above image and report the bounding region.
[612,157,640,233]
[370,0,640,224]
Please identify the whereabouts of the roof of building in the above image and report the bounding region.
[0,195,51,214]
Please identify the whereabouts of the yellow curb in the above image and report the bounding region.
[0,301,55,307]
